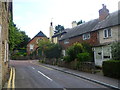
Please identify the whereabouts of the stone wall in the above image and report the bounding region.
[0,1,12,88]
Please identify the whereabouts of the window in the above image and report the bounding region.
[5,2,7,11]
[82,33,90,40]
[104,28,112,38]
[30,44,34,51]
[64,39,69,44]
[0,25,1,39]
[62,50,66,56]
[4,40,7,62]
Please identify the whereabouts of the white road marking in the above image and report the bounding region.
[32,67,35,69]
[38,71,53,81]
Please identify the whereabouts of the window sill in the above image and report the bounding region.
[103,37,112,39]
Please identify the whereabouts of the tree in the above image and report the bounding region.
[66,43,84,62]
[45,44,62,59]
[9,19,30,56]
[38,39,62,59]
[77,20,85,25]
[17,31,30,49]
[54,25,65,34]
[38,39,52,58]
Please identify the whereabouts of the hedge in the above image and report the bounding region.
[102,60,120,79]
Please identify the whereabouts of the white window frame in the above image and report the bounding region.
[62,50,66,56]
[4,41,7,62]
[82,33,90,40]
[6,42,9,61]
[103,28,112,38]
[29,44,34,51]
[0,25,1,40]
[64,39,69,44]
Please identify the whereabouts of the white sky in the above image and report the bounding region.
[13,0,120,38]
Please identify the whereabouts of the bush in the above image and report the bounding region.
[77,53,91,62]
[63,56,71,62]
[102,60,120,78]
[82,42,94,62]
[111,42,120,60]
[66,43,84,62]
[45,44,62,59]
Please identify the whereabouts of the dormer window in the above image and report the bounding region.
[103,28,112,38]
[82,33,90,40]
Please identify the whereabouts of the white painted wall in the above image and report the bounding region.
[94,45,111,66]
[53,37,58,44]
[99,26,119,44]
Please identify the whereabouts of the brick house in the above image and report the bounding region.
[0,1,12,88]
[27,31,48,55]
[58,4,120,66]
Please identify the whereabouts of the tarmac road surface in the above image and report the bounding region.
[10,60,110,89]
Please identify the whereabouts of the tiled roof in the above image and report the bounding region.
[60,19,99,40]
[59,10,120,41]
[35,31,47,37]
[27,31,47,44]
[92,10,120,31]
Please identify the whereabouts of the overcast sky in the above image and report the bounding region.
[13,0,119,38]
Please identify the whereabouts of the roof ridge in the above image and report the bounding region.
[35,31,47,37]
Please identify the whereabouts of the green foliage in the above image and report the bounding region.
[77,53,91,62]
[77,20,85,25]
[9,19,30,56]
[38,39,52,57]
[102,60,120,78]
[64,42,93,62]
[63,56,71,62]
[65,43,84,62]
[45,44,62,59]
[54,24,65,34]
[111,42,120,60]
[81,42,94,61]
[38,40,62,59]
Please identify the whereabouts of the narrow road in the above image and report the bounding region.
[10,60,108,89]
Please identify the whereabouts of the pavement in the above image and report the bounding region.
[31,60,120,90]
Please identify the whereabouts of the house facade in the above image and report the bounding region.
[0,1,12,88]
[27,31,48,55]
[58,4,120,66]
[92,10,120,66]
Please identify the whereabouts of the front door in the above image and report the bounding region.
[94,47,103,66]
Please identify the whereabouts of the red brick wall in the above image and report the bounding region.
[27,37,48,55]
[59,31,99,49]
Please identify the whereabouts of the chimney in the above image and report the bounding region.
[72,21,77,28]
[49,22,54,42]
[99,4,109,21]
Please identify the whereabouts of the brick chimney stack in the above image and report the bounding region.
[99,4,109,21]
